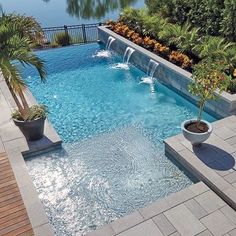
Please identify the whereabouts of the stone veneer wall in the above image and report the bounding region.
[98,26,236,119]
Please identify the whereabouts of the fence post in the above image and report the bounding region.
[82,24,87,43]
[64,25,68,36]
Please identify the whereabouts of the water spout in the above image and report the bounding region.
[140,59,159,93]
[106,36,115,50]
[147,59,159,78]
[123,47,135,64]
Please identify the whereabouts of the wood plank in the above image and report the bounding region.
[0,176,15,185]
[0,158,9,164]
[0,200,24,213]
[0,195,22,208]
[0,191,21,204]
[0,187,19,199]
[0,169,14,178]
[0,179,17,189]
[0,208,27,225]
[0,183,17,194]
[17,229,34,236]
[0,203,25,219]
[0,218,30,235]
[0,161,11,168]
[3,224,33,236]
[0,171,14,180]
[0,153,34,235]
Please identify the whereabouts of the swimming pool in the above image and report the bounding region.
[25,44,216,235]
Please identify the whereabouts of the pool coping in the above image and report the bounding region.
[98,26,236,118]
[165,115,236,211]
[85,182,236,236]
[0,75,62,235]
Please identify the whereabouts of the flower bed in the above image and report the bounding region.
[107,21,193,71]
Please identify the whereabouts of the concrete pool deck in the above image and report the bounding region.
[165,115,236,211]
[86,182,236,236]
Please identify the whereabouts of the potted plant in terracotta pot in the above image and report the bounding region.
[0,13,48,141]
[182,59,229,145]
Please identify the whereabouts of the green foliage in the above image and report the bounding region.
[54,32,71,46]
[189,59,229,121]
[145,0,234,41]
[12,105,48,121]
[220,0,236,42]
[158,23,200,54]
[193,36,235,60]
[0,12,47,119]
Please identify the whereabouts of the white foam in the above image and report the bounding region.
[93,50,111,58]
[139,76,154,85]
[139,77,156,93]
[111,63,129,70]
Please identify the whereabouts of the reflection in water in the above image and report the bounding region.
[44,0,138,20]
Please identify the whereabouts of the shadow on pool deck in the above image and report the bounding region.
[193,143,235,171]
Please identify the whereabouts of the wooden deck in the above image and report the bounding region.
[0,152,34,236]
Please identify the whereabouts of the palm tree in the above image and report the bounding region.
[0,12,47,120]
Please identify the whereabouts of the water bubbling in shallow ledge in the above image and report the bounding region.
[93,50,112,58]
[111,63,130,70]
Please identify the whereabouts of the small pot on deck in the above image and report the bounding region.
[13,117,46,141]
[181,119,212,146]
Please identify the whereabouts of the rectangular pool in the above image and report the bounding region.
[24,43,216,235]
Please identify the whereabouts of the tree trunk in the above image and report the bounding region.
[18,90,29,111]
[5,79,26,118]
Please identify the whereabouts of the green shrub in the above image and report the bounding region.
[220,0,236,42]
[12,105,48,121]
[54,32,71,46]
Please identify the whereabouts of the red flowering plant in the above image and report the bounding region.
[189,59,229,130]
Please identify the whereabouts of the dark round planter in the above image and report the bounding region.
[13,117,46,141]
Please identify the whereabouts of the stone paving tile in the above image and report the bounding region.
[214,127,236,140]
[188,182,209,195]
[226,136,236,146]
[184,199,208,219]
[228,228,236,236]
[164,204,206,236]
[196,230,213,236]
[206,134,236,154]
[164,136,186,152]
[165,187,195,208]
[211,161,233,177]
[169,232,181,236]
[181,140,219,164]
[221,205,236,225]
[139,198,170,220]
[152,213,176,236]
[117,220,164,236]
[110,211,144,234]
[33,223,54,236]
[201,210,235,236]
[195,190,226,214]
[224,172,236,184]
[86,225,115,236]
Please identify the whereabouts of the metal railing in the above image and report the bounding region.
[42,23,102,45]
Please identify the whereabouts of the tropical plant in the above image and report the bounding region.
[54,32,71,46]
[193,36,235,60]
[189,59,229,128]
[0,12,47,121]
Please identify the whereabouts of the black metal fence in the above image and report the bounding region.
[42,23,102,45]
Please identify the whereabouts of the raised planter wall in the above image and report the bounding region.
[98,26,236,118]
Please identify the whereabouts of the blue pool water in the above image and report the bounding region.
[25,44,216,235]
